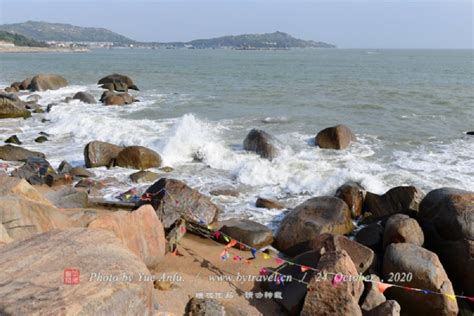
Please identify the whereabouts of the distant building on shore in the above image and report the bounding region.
[46,41,114,48]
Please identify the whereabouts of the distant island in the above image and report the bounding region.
[0,21,336,50]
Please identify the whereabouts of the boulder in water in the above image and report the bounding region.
[19,77,32,90]
[315,124,356,149]
[84,141,123,168]
[115,146,162,170]
[243,128,281,160]
[98,73,139,91]
[4,135,22,145]
[29,74,68,91]
[73,91,96,104]
[0,92,31,119]
[256,197,285,209]
[130,170,160,183]
[0,145,44,162]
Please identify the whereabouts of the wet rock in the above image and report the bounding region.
[19,77,32,90]
[418,188,474,296]
[45,187,89,209]
[360,275,386,312]
[45,173,74,187]
[218,218,273,249]
[310,233,375,274]
[274,196,353,256]
[301,250,364,316]
[73,91,96,104]
[69,167,95,178]
[130,170,160,183]
[26,94,41,102]
[365,300,400,316]
[256,197,285,209]
[29,74,68,91]
[11,157,56,185]
[0,92,31,119]
[134,178,219,229]
[101,91,135,105]
[187,297,225,316]
[115,146,162,170]
[98,73,139,91]
[0,177,68,241]
[0,145,44,161]
[335,181,366,218]
[57,160,73,173]
[84,140,123,168]
[89,205,166,268]
[209,188,240,197]
[364,186,424,219]
[0,228,153,315]
[243,128,281,160]
[4,135,21,145]
[159,166,174,173]
[315,124,356,150]
[383,243,458,315]
[34,135,48,143]
[383,214,424,248]
[466,131,474,135]
[355,223,384,253]
[4,86,18,93]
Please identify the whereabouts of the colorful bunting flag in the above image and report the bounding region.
[214,230,221,239]
[275,258,284,265]
[250,248,257,258]
[468,297,474,302]
[233,255,242,261]
[226,239,237,249]
[207,225,212,230]
[223,235,230,242]
[259,268,267,275]
[332,274,343,288]
[172,248,178,256]
[262,253,270,260]
[445,294,456,302]
[300,265,310,272]
[377,282,392,294]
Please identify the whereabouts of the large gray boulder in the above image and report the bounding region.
[274,196,354,256]
[243,128,281,160]
[418,188,474,296]
[84,141,123,168]
[0,145,45,162]
[383,243,458,315]
[115,146,162,170]
[0,228,153,315]
[29,74,68,91]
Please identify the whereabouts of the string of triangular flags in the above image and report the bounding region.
[143,187,474,303]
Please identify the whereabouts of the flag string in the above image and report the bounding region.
[140,187,474,302]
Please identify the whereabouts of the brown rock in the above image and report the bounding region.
[89,205,166,268]
[274,196,354,256]
[364,186,424,219]
[360,275,386,312]
[418,188,474,296]
[310,233,375,274]
[70,167,95,178]
[0,222,13,245]
[29,74,68,91]
[315,124,356,150]
[134,178,220,229]
[355,223,384,253]
[45,187,89,209]
[115,146,162,170]
[72,91,96,104]
[19,77,32,90]
[243,128,281,160]
[218,218,273,249]
[383,214,424,248]
[130,170,160,183]
[0,177,68,241]
[84,140,123,168]
[98,74,139,91]
[0,92,31,119]
[256,197,285,209]
[301,250,364,316]
[0,228,153,315]
[383,243,458,315]
[335,181,366,218]
[209,188,240,197]
[187,298,226,316]
[4,135,22,145]
[365,300,400,316]
[0,145,44,161]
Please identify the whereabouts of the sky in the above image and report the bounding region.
[0,0,472,48]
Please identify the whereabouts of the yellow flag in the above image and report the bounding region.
[446,294,456,302]
[223,236,230,242]
[262,253,270,260]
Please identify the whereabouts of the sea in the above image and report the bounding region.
[0,48,473,228]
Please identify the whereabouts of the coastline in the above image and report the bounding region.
[0,46,89,53]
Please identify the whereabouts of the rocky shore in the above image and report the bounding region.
[0,46,89,53]
[0,73,473,315]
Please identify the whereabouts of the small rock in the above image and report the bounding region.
[365,300,401,316]
[466,131,474,135]
[39,131,50,136]
[315,124,356,150]
[73,91,96,104]
[129,170,160,183]
[210,188,240,197]
[57,160,73,173]
[256,197,285,209]
[69,167,95,178]
[383,214,424,248]
[27,94,41,102]
[335,181,366,218]
[219,218,273,249]
[34,136,48,143]
[45,173,73,187]
[159,166,174,173]
[5,135,22,145]
[360,275,386,311]
[187,298,225,316]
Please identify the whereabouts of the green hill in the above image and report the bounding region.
[0,30,49,47]
[185,31,335,49]
[0,21,134,44]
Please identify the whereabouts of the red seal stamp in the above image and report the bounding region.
[64,268,80,285]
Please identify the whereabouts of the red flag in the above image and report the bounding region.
[214,230,221,239]
[468,297,474,302]
[225,239,238,249]
[275,258,284,265]
[378,282,392,294]
[300,265,310,272]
